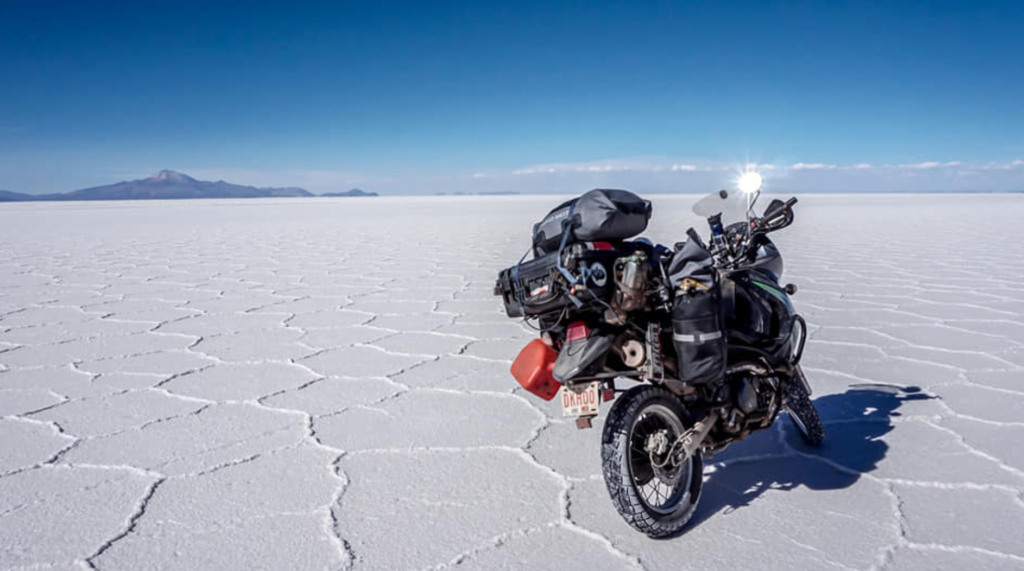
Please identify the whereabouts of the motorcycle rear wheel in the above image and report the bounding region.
[601,385,703,538]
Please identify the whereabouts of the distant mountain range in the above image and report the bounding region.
[434,190,520,196]
[0,191,30,202]
[321,188,378,197]
[0,170,378,201]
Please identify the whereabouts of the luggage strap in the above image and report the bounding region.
[554,200,579,284]
[510,246,532,315]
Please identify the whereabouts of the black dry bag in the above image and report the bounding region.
[532,188,652,256]
[667,234,726,384]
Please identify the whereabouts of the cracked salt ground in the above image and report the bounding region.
[1,195,1023,571]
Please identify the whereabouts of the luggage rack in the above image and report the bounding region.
[496,241,643,319]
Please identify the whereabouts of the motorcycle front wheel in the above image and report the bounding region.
[601,385,703,538]
[784,366,825,446]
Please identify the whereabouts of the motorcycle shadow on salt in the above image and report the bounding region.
[684,384,935,533]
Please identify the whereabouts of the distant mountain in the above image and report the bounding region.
[321,188,378,197]
[0,170,315,202]
[0,190,35,202]
[434,190,520,196]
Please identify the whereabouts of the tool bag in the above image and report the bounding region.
[532,189,652,256]
[667,232,726,384]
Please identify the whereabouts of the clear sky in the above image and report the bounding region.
[1,1,1022,194]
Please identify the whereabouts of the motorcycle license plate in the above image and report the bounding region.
[561,382,600,417]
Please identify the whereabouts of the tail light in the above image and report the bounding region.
[511,339,561,401]
[566,321,590,343]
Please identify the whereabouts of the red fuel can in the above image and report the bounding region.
[510,339,561,401]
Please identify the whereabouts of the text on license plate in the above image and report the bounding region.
[561,382,600,417]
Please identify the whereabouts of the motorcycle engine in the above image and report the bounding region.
[725,374,780,433]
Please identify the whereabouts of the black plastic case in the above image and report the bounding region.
[496,242,640,318]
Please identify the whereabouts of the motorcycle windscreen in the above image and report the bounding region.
[692,189,751,227]
[552,333,616,383]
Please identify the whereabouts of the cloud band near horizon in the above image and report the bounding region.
[180,157,1024,195]
[8,157,1021,196]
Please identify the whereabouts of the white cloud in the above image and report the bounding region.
[792,163,837,170]
[511,158,732,176]
[962,159,1024,171]
[511,166,558,175]
[171,157,1024,196]
[495,157,1024,193]
[897,161,961,170]
[512,160,639,175]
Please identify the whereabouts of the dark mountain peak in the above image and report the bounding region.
[0,171,313,201]
[1,169,334,202]
[0,189,34,202]
[148,170,194,183]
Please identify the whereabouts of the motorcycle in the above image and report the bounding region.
[495,175,824,537]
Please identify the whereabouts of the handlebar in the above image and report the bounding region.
[703,195,798,267]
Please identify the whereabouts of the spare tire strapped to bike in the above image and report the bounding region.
[667,231,727,385]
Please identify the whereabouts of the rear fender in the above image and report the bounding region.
[552,332,616,383]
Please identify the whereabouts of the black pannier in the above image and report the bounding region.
[532,189,652,256]
[497,242,636,318]
[667,234,726,384]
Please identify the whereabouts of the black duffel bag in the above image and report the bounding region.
[667,232,726,385]
[532,189,652,256]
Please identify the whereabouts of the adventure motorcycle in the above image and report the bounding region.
[495,174,824,537]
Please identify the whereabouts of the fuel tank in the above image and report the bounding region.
[722,267,797,364]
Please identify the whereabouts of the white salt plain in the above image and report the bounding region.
[1,194,1023,571]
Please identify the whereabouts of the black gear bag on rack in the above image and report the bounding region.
[531,188,651,256]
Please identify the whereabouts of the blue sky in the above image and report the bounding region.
[1,1,1022,194]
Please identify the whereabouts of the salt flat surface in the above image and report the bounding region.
[1,194,1023,571]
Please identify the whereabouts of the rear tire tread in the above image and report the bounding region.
[600,385,703,538]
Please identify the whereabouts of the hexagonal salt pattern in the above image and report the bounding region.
[1,194,1023,571]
